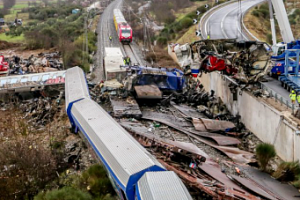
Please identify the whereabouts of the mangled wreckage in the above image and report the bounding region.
[168,39,271,83]
[121,65,185,99]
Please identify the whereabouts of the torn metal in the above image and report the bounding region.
[192,118,235,132]
[159,160,260,200]
[142,111,241,146]
[121,121,207,163]
[110,96,142,118]
[134,85,162,99]
[169,39,271,83]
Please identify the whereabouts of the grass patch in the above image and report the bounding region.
[0,33,24,43]
[175,1,207,22]
[256,143,276,172]
[176,25,199,44]
[273,161,300,182]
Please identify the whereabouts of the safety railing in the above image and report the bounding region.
[260,83,296,113]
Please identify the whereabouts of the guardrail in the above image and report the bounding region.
[220,71,296,113]
[199,0,238,39]
[240,1,264,41]
[260,83,296,113]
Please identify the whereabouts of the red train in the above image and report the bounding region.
[113,9,132,44]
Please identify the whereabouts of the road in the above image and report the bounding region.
[201,0,264,40]
[200,0,293,105]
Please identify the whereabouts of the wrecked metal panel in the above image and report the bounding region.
[231,175,276,200]
[240,166,300,200]
[189,134,254,164]
[110,96,142,118]
[199,160,247,193]
[142,111,240,146]
[192,118,207,132]
[159,160,218,198]
[120,121,209,158]
[209,136,241,146]
[172,104,206,118]
[134,85,162,99]
[199,118,235,132]
[159,160,259,200]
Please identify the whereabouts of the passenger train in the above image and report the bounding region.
[113,9,133,43]
[65,67,192,200]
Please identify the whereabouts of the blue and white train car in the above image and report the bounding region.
[136,171,192,200]
[65,67,192,200]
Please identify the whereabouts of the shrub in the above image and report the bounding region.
[82,164,115,198]
[157,36,168,46]
[273,161,300,182]
[252,10,260,17]
[255,143,276,171]
[34,187,92,200]
[180,17,193,29]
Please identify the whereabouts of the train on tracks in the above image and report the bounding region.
[65,66,192,200]
[113,9,132,43]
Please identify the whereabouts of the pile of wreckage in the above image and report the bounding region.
[87,64,300,199]
[6,51,63,75]
[168,39,271,84]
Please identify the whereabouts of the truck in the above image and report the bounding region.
[278,50,300,92]
[268,0,300,77]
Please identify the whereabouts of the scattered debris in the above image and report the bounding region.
[122,65,185,91]
[110,96,142,118]
[169,39,270,83]
[192,118,235,132]
[142,111,241,146]
[134,85,162,99]
[7,51,63,75]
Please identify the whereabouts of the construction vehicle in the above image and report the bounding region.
[268,0,300,77]
[278,50,300,92]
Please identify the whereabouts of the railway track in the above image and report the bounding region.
[122,44,142,65]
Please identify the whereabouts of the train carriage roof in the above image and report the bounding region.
[137,171,193,200]
[71,98,165,189]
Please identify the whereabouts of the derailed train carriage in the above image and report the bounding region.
[65,67,192,200]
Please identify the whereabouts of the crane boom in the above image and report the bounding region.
[270,0,294,43]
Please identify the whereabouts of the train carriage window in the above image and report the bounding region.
[0,79,7,86]
[122,30,131,34]
[31,76,39,82]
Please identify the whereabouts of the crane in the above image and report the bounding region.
[269,0,297,57]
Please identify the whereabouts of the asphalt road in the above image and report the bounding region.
[202,0,264,40]
[200,0,292,104]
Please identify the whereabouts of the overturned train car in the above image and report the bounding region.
[65,66,192,200]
